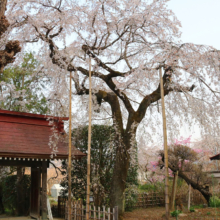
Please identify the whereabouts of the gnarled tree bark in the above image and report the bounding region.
[0,0,21,73]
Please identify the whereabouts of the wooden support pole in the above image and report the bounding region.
[171,171,178,211]
[38,167,41,219]
[42,161,47,220]
[17,167,24,215]
[68,71,72,220]
[170,174,175,211]
[159,67,169,220]
[86,58,92,220]
[188,184,191,211]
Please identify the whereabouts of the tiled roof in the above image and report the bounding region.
[0,110,86,159]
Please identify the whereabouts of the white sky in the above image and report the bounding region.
[168,0,220,49]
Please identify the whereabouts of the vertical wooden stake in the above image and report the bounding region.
[188,184,191,211]
[68,71,72,220]
[159,67,169,220]
[86,57,92,220]
[114,206,118,220]
[172,171,178,211]
[170,174,175,210]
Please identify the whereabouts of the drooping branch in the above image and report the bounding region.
[48,161,63,182]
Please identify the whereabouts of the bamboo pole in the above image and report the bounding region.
[172,171,178,211]
[159,67,169,220]
[68,71,72,220]
[188,184,191,211]
[86,57,92,220]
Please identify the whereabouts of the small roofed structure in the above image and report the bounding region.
[51,184,64,198]
[0,109,86,219]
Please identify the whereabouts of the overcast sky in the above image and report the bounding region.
[168,0,220,49]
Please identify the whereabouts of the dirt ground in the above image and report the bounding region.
[122,207,220,220]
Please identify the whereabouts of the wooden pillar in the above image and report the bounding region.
[42,161,47,220]
[17,167,24,216]
[30,167,41,219]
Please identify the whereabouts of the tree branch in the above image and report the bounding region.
[135,68,195,123]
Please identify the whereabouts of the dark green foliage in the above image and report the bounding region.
[2,175,31,214]
[138,182,165,192]
[209,196,220,207]
[60,125,115,206]
[189,207,195,212]
[170,210,182,217]
[0,52,49,114]
[124,189,138,212]
[60,124,138,207]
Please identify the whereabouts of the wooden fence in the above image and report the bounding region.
[125,190,207,210]
[55,190,207,218]
[126,192,165,209]
[180,189,207,206]
[58,196,68,218]
[64,200,118,220]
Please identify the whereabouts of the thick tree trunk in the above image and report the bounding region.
[110,148,130,218]
[0,0,7,17]
[0,0,21,73]
[177,169,212,204]
[110,130,133,219]
[160,152,212,205]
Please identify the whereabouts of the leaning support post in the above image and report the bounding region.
[188,183,191,211]
[86,57,92,220]
[68,71,72,220]
[159,67,169,220]
[172,171,178,211]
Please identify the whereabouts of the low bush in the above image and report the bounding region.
[125,184,138,212]
[170,210,182,217]
[2,175,31,214]
[138,182,165,192]
[190,207,195,212]
[209,196,220,207]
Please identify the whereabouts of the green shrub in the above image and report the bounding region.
[138,182,165,192]
[209,196,220,207]
[170,210,182,217]
[206,211,211,215]
[190,207,195,212]
[2,175,31,213]
[125,185,138,212]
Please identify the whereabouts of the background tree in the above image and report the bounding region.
[0,52,49,114]
[158,144,213,204]
[6,0,220,217]
[60,124,138,207]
